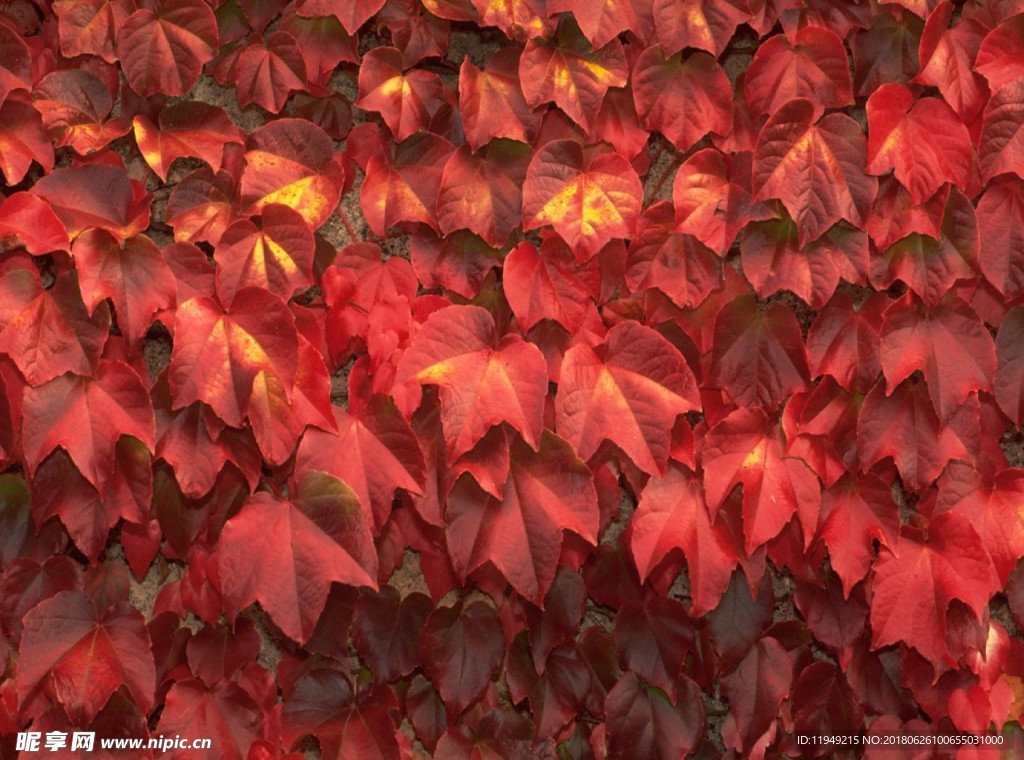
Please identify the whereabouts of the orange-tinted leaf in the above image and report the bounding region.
[72,230,177,346]
[555,320,700,475]
[547,0,636,48]
[295,0,385,34]
[436,140,531,247]
[472,0,550,41]
[632,47,731,152]
[54,0,134,62]
[32,69,130,156]
[231,31,307,113]
[522,139,642,262]
[519,21,627,132]
[504,239,591,333]
[652,0,748,56]
[218,471,377,642]
[133,102,244,181]
[30,165,151,241]
[21,360,155,493]
[240,119,345,229]
[396,305,546,460]
[753,99,877,247]
[0,93,52,184]
[458,48,541,151]
[446,431,598,605]
[168,288,299,427]
[166,167,238,246]
[356,47,446,141]
[116,0,218,97]
[0,192,70,255]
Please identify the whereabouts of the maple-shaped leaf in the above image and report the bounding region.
[870,512,999,666]
[409,229,502,299]
[229,31,308,113]
[396,305,546,461]
[214,203,315,307]
[133,102,244,181]
[631,463,739,616]
[279,10,359,85]
[282,671,399,759]
[157,678,264,760]
[996,306,1024,426]
[857,377,970,492]
[0,192,70,256]
[631,47,731,153]
[361,132,453,237]
[702,407,821,555]
[419,600,503,716]
[352,587,433,683]
[720,637,793,754]
[446,431,598,605]
[979,80,1024,183]
[505,636,590,740]
[240,119,345,229]
[295,395,425,530]
[54,0,133,62]
[356,47,446,141]
[604,672,705,758]
[504,239,592,333]
[752,99,876,247]
[522,139,642,263]
[975,12,1024,93]
[880,294,996,423]
[459,49,542,151]
[790,662,865,747]
[32,70,131,156]
[168,287,299,428]
[555,320,700,475]
[0,269,109,385]
[745,27,853,120]
[71,230,177,347]
[614,594,695,700]
[709,293,810,411]
[518,21,627,132]
[818,473,900,597]
[672,149,773,256]
[851,7,923,98]
[652,0,748,56]
[0,93,53,185]
[472,0,550,42]
[21,360,155,494]
[978,178,1024,297]
[914,2,988,123]
[116,0,218,97]
[218,471,377,643]
[806,290,887,394]
[17,590,155,724]
[166,167,238,246]
[436,140,531,248]
[866,175,949,253]
[866,83,972,204]
[295,0,385,34]
[30,165,150,241]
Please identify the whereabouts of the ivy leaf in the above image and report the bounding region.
[361,132,453,237]
[419,600,504,716]
[652,0,747,56]
[870,512,1000,667]
[21,360,155,495]
[546,0,635,48]
[168,288,299,428]
[914,2,988,123]
[720,637,793,754]
[217,471,377,643]
[614,595,694,699]
[0,192,70,256]
[18,590,155,725]
[752,99,876,247]
[30,165,150,241]
[518,21,627,132]
[806,290,887,394]
[116,0,218,97]
[603,672,705,758]
[295,0,386,34]
[157,679,264,760]
[506,636,590,740]
[975,13,1024,94]
[133,102,244,181]
[504,239,592,333]
[631,47,732,153]
[166,167,238,246]
[54,0,133,62]
[0,93,54,185]
[356,47,446,141]
[396,305,547,461]
[866,83,972,204]
[458,49,541,151]
[522,139,642,264]
[230,31,308,113]
[879,294,996,423]
[631,464,738,616]
[996,306,1024,426]
[352,587,433,683]
[979,79,1024,183]
[445,431,598,606]
[555,320,700,475]
[977,178,1024,297]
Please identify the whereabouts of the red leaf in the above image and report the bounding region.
[22,360,155,494]
[217,471,377,643]
[54,0,133,62]
[436,140,532,248]
[157,679,264,760]
[806,290,887,394]
[419,600,504,716]
[979,79,1024,183]
[745,27,854,120]
[604,672,704,758]
[30,165,151,241]
[996,306,1024,426]
[166,167,238,246]
[632,47,732,152]
[546,0,635,48]
[133,102,244,181]
[518,22,627,132]
[295,0,385,34]
[409,229,502,299]
[915,2,989,122]
[504,239,591,333]
[0,192,70,256]
[975,13,1024,96]
[851,8,923,97]
[879,294,996,423]
[229,31,308,113]
[505,636,590,739]
[866,83,972,204]
[652,0,748,56]
[445,431,598,605]
[753,99,876,247]
[556,320,700,475]
[720,637,793,753]
[614,595,693,699]
[790,662,865,745]
[709,293,809,411]
[116,0,218,97]
[352,587,433,682]
[870,512,1000,666]
[631,464,738,615]
[33,69,131,157]
[458,49,541,151]
[18,590,155,724]
[0,93,53,184]
[396,305,546,461]
[168,288,299,428]
[356,47,446,141]
[978,178,1024,297]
